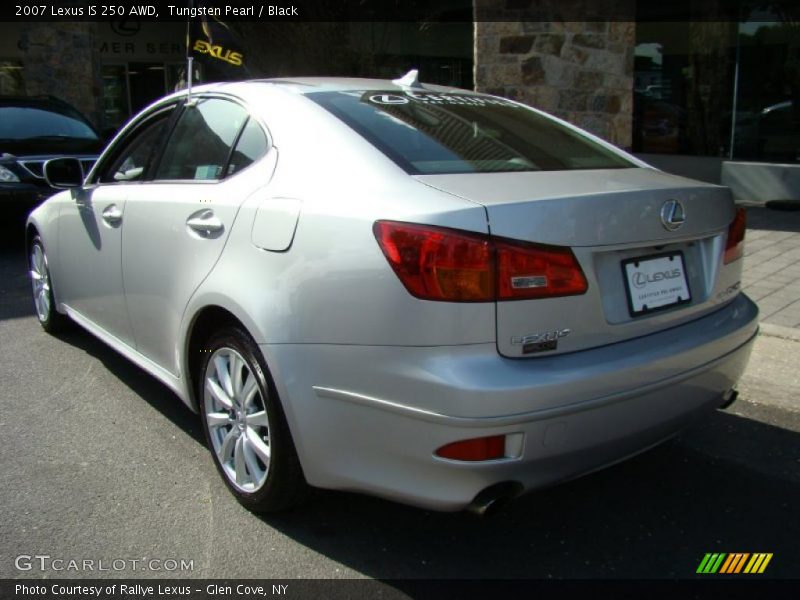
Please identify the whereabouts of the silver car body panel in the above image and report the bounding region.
[64,304,186,401]
[263,294,756,510]
[417,169,740,357]
[56,185,134,345]
[415,169,734,246]
[250,195,301,251]
[121,151,278,375]
[26,77,758,511]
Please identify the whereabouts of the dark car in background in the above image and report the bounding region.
[734,100,800,163]
[1,96,103,227]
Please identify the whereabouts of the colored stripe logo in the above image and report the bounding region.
[697,553,773,574]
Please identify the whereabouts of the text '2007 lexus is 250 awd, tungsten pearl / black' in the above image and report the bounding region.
[27,72,757,515]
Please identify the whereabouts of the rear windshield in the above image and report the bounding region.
[308,90,634,174]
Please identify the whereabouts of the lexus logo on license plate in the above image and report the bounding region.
[660,199,686,231]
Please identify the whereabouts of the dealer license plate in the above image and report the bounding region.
[622,253,691,316]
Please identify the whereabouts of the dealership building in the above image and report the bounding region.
[1,2,798,201]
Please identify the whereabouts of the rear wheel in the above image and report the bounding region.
[29,235,70,334]
[198,326,307,512]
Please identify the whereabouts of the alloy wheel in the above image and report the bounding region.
[30,243,51,322]
[203,347,271,492]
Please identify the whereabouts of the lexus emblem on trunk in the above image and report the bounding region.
[660,199,686,231]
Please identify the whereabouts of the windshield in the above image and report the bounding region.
[0,105,99,142]
[308,90,634,175]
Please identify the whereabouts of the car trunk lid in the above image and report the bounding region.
[415,167,739,357]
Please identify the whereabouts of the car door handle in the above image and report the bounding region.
[186,210,224,237]
[102,204,123,226]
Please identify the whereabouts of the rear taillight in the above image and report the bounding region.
[496,239,588,300]
[372,221,494,301]
[373,220,587,302]
[724,208,746,264]
[435,435,506,461]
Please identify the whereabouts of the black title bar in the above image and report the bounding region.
[3,0,800,22]
[4,579,800,600]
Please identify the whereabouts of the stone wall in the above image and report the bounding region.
[474,20,635,149]
[18,22,102,128]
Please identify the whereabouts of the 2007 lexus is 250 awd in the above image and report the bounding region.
[27,75,757,514]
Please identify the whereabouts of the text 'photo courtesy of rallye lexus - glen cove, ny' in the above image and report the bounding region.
[27,69,757,515]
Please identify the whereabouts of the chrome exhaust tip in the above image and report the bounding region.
[466,482,523,517]
[719,388,739,410]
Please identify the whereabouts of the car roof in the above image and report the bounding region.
[256,77,468,94]
[179,77,476,98]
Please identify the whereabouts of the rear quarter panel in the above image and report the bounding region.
[186,85,495,348]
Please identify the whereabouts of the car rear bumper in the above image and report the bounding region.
[263,293,758,511]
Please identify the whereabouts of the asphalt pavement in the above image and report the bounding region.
[1,226,798,582]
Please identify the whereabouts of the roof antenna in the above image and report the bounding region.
[393,69,421,88]
[184,3,197,107]
[187,56,194,98]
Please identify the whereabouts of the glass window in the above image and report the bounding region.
[633,22,737,157]
[166,62,203,93]
[0,60,25,95]
[227,118,268,176]
[155,98,247,181]
[99,112,172,183]
[0,98,101,154]
[634,13,800,164]
[731,19,800,163]
[308,90,633,174]
[101,65,129,131]
[0,106,98,141]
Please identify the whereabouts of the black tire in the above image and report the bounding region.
[198,326,308,513]
[29,235,71,334]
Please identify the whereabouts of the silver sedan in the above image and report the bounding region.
[27,76,758,514]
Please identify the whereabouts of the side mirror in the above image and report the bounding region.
[44,157,83,189]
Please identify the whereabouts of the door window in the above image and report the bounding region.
[97,110,173,183]
[154,98,248,181]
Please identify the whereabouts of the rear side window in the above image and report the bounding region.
[308,90,633,174]
[155,98,248,181]
[227,117,268,176]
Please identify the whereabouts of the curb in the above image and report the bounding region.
[759,323,800,342]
